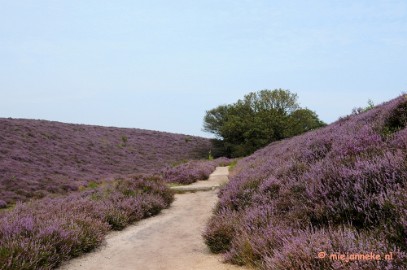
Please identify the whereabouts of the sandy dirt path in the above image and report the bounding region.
[59,167,249,270]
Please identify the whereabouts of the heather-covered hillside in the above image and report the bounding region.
[0,118,211,206]
[0,175,175,270]
[204,96,407,269]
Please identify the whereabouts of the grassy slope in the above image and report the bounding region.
[204,96,407,269]
[0,118,211,206]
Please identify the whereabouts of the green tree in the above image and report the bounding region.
[204,89,325,157]
[284,108,326,137]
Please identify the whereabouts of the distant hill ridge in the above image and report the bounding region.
[0,118,211,205]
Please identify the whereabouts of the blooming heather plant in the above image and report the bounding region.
[0,175,174,270]
[0,119,212,206]
[204,95,407,269]
[160,158,232,185]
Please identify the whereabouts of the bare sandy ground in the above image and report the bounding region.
[59,167,249,270]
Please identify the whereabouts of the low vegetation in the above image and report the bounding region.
[160,157,232,185]
[0,119,220,269]
[0,175,174,270]
[0,119,211,207]
[204,95,407,269]
[2,92,406,270]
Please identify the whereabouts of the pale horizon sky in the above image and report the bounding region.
[1,0,406,137]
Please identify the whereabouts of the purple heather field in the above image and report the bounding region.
[0,175,174,269]
[1,96,407,270]
[160,157,232,185]
[0,118,212,206]
[0,118,222,269]
[204,96,407,269]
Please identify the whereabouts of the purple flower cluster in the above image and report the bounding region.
[0,118,211,206]
[0,175,174,270]
[160,157,232,184]
[204,96,407,269]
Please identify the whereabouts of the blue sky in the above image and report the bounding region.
[1,0,406,137]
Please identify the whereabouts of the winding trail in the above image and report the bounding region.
[59,167,248,270]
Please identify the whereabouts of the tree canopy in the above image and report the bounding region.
[204,89,326,157]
